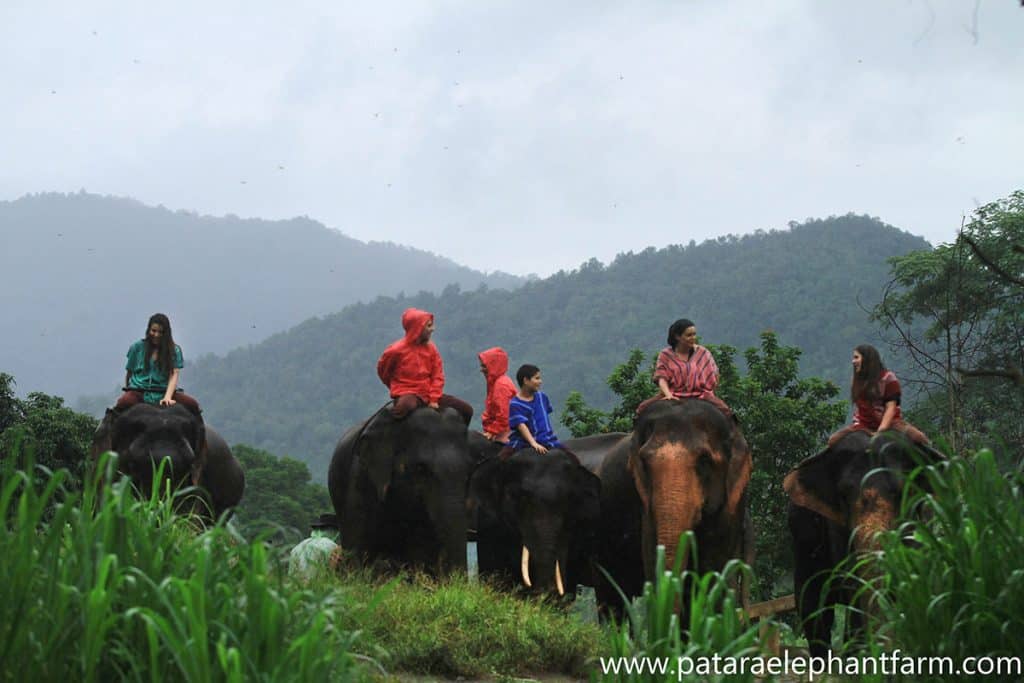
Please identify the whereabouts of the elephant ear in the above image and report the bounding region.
[467,458,504,526]
[571,464,602,523]
[725,432,753,523]
[358,409,400,502]
[90,408,116,462]
[783,436,867,526]
[190,417,209,487]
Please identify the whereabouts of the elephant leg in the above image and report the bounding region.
[789,503,838,657]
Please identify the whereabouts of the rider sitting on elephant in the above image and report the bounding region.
[377,307,473,424]
[635,318,733,419]
[827,344,929,447]
[115,313,201,416]
[479,347,517,443]
[500,364,566,459]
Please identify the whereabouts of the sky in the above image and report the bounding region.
[2,1,1022,277]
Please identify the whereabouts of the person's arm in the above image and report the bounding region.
[428,346,444,409]
[704,350,720,392]
[496,381,515,432]
[485,381,514,439]
[516,423,547,454]
[876,400,898,432]
[876,372,902,433]
[376,347,396,387]
[124,371,131,389]
[653,350,674,399]
[161,368,180,406]
[657,377,674,400]
[691,346,719,398]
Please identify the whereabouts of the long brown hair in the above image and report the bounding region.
[145,313,176,377]
[851,344,885,402]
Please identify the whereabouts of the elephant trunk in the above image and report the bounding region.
[431,491,469,575]
[650,479,702,574]
[852,488,897,620]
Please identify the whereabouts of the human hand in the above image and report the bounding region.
[532,443,548,454]
[160,397,177,407]
[428,401,440,409]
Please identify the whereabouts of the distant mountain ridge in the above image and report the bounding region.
[0,192,523,399]
[182,214,931,480]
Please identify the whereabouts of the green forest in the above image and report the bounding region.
[184,213,929,480]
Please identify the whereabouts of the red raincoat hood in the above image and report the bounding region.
[478,347,509,384]
[401,308,434,344]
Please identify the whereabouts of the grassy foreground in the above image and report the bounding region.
[0,452,608,681]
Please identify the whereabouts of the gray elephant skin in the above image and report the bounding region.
[467,437,601,596]
[578,400,754,613]
[90,403,245,519]
[328,406,475,575]
[785,430,942,656]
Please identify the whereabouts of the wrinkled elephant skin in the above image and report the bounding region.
[579,400,754,613]
[90,403,244,519]
[328,406,474,575]
[784,430,942,656]
[468,445,600,595]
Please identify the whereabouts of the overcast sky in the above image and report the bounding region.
[3,1,1022,276]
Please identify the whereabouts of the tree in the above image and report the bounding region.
[873,191,1024,452]
[562,349,652,436]
[0,374,97,489]
[711,333,845,598]
[231,444,332,541]
[561,332,845,598]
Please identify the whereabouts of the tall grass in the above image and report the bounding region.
[603,534,767,683]
[870,448,1024,680]
[0,450,359,682]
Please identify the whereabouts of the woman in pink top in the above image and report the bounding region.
[636,318,733,418]
[826,344,929,447]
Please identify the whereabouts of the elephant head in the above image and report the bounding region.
[94,403,207,504]
[468,448,601,596]
[629,399,752,578]
[784,430,940,555]
[329,405,474,575]
[784,430,942,655]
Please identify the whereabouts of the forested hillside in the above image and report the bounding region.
[185,214,930,480]
[0,192,521,400]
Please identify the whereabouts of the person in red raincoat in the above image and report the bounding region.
[478,347,517,443]
[377,307,473,424]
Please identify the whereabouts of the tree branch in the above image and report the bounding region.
[957,366,1024,386]
[960,234,1024,288]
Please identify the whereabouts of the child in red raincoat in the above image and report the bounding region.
[478,347,517,443]
[377,308,473,424]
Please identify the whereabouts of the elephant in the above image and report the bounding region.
[328,405,477,576]
[90,403,245,519]
[578,400,754,613]
[784,429,942,656]
[467,438,602,596]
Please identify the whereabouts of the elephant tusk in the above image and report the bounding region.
[555,560,565,597]
[521,546,532,588]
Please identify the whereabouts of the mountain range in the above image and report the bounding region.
[0,192,522,399]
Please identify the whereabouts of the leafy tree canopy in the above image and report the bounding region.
[231,443,331,542]
[0,372,97,485]
[874,190,1024,452]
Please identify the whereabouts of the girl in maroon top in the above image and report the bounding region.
[827,344,929,447]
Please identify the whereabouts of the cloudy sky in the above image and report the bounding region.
[3,1,1022,276]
